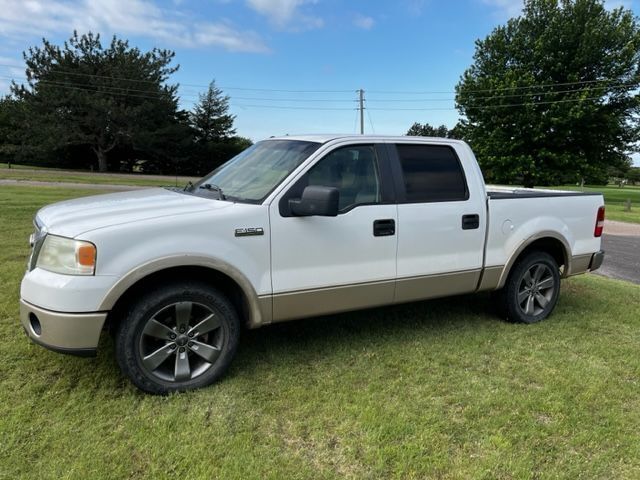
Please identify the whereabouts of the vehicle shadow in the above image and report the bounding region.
[232,292,498,375]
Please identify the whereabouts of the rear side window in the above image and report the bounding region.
[395,144,468,202]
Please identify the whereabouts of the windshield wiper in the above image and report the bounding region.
[183,181,194,192]
[199,183,226,200]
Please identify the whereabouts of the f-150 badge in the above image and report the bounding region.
[235,227,264,237]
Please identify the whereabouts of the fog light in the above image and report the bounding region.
[29,313,42,336]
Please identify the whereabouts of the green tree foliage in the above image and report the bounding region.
[0,96,24,163]
[627,166,640,184]
[185,81,253,176]
[11,31,190,172]
[456,0,640,188]
[191,81,236,142]
[407,122,450,137]
[406,122,466,139]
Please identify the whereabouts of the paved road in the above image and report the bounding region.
[597,235,640,285]
[594,220,640,285]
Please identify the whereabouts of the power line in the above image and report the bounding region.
[366,108,376,134]
[0,63,354,93]
[3,76,359,109]
[5,75,358,103]
[0,74,627,112]
[233,104,355,111]
[367,77,640,95]
[2,63,637,97]
[368,95,609,111]
[366,81,638,103]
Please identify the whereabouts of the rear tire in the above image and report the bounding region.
[497,250,560,324]
[115,281,240,394]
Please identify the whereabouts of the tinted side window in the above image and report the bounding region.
[302,145,382,212]
[396,144,468,202]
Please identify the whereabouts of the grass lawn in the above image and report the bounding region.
[0,164,197,188]
[1,185,640,479]
[550,185,640,224]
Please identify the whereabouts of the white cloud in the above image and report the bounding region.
[245,0,323,30]
[0,0,269,53]
[482,0,523,18]
[353,14,375,30]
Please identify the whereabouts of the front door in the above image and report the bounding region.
[269,143,398,321]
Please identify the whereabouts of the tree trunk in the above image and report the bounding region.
[522,174,534,189]
[95,148,108,172]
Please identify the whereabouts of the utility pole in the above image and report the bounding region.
[358,89,365,135]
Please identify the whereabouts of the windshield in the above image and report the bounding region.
[188,139,321,203]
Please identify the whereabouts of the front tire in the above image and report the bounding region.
[498,250,560,324]
[115,282,240,394]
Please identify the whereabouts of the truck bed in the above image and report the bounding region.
[486,185,602,200]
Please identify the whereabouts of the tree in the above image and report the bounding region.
[184,81,249,175]
[12,31,187,172]
[407,122,450,137]
[456,0,640,188]
[190,81,236,143]
[406,122,466,139]
[627,166,640,185]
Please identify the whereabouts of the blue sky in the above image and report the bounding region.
[0,0,638,164]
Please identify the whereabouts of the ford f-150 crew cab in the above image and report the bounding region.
[20,135,606,393]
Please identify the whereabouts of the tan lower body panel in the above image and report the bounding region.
[271,269,485,323]
[395,269,481,303]
[476,265,504,292]
[20,299,107,350]
[568,254,593,276]
[272,280,395,322]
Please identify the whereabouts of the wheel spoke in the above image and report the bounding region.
[538,276,555,290]
[525,295,535,315]
[523,269,534,286]
[188,340,221,363]
[188,314,221,337]
[517,289,529,305]
[143,318,174,340]
[535,292,549,308]
[175,302,192,331]
[532,265,544,282]
[174,349,191,381]
[143,344,175,371]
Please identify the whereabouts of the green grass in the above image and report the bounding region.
[1,185,640,479]
[0,164,197,187]
[549,184,640,224]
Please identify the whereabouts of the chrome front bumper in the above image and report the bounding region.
[20,299,107,357]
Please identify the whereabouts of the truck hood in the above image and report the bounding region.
[36,188,231,238]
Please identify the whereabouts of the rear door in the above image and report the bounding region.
[269,142,398,321]
[387,142,486,303]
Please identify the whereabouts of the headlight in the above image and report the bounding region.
[35,235,96,275]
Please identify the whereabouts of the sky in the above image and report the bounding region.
[0,0,638,164]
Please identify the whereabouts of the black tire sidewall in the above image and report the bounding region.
[115,282,240,394]
[504,251,560,324]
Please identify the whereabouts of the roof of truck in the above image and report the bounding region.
[266,134,465,145]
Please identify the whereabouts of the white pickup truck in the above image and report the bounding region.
[20,135,605,393]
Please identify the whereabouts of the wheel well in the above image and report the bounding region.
[508,237,568,281]
[105,266,251,333]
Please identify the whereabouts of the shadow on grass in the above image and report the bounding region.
[233,292,498,372]
[85,292,498,390]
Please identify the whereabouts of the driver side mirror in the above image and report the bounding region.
[289,185,339,217]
